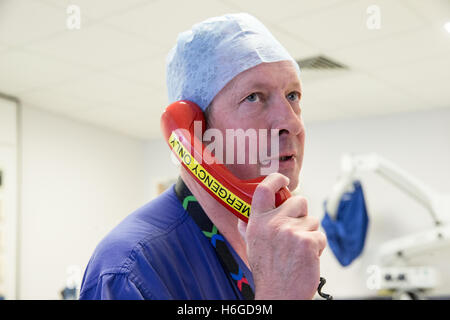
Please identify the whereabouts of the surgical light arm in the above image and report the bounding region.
[326,153,443,226]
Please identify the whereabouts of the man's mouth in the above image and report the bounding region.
[279,155,294,161]
[260,153,295,164]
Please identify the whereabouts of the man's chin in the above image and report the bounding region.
[287,178,299,192]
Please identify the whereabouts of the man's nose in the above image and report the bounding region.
[270,96,303,136]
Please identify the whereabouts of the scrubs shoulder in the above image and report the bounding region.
[79,185,252,300]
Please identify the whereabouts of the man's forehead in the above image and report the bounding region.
[229,62,301,93]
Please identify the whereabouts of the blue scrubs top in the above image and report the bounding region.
[79,185,254,300]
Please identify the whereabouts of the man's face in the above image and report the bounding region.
[206,61,305,191]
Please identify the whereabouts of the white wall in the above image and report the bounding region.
[144,107,450,298]
[0,96,18,299]
[19,106,150,299]
[143,133,179,197]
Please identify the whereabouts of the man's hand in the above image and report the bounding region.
[239,173,327,300]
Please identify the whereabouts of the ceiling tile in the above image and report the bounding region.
[369,53,450,108]
[24,23,162,69]
[106,54,167,90]
[104,0,237,50]
[269,28,320,60]
[0,49,89,95]
[329,25,450,71]
[278,0,427,51]
[0,42,9,54]
[373,53,450,87]
[403,0,450,26]
[124,89,169,118]
[40,0,152,21]
[0,0,69,46]
[301,71,431,122]
[36,72,155,107]
[218,0,346,24]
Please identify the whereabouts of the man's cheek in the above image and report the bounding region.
[225,163,259,181]
[224,132,258,165]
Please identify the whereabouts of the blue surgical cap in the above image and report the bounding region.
[166,13,300,111]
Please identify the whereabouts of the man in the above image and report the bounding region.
[79,12,326,300]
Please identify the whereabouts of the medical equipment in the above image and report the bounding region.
[325,153,450,299]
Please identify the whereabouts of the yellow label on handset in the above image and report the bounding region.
[169,132,251,219]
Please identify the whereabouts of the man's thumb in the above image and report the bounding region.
[251,173,290,214]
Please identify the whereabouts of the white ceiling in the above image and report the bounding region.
[0,0,449,140]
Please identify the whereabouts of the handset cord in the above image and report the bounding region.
[318,277,333,300]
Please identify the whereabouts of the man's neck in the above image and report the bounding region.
[180,168,249,267]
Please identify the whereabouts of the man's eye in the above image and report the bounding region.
[287,91,300,101]
[245,93,259,102]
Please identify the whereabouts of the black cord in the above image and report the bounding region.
[317,277,333,300]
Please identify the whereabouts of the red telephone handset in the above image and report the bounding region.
[160,100,291,223]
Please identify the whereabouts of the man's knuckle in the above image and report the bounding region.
[255,184,272,198]
[297,233,315,251]
[308,216,320,229]
[290,196,308,215]
[318,231,327,247]
[270,220,294,240]
[298,197,308,211]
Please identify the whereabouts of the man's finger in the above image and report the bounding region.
[276,196,308,219]
[312,231,327,256]
[251,173,290,214]
[291,215,319,232]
